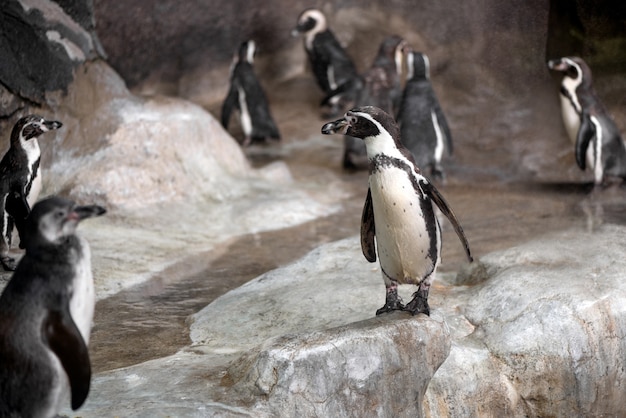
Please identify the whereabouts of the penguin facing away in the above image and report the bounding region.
[221,40,281,146]
[0,196,105,418]
[322,106,473,316]
[292,8,360,115]
[397,51,453,181]
[548,56,626,186]
[0,114,62,271]
[341,35,408,170]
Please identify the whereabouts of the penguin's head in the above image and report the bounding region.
[407,51,430,81]
[292,8,327,37]
[322,106,400,142]
[236,40,256,64]
[373,36,406,69]
[547,56,591,84]
[23,196,106,249]
[11,114,62,144]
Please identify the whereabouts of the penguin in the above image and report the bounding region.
[292,8,360,115]
[397,51,453,181]
[0,114,62,271]
[548,56,626,186]
[341,35,407,170]
[221,40,281,146]
[321,106,472,316]
[0,196,105,417]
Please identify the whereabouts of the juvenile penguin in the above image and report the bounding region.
[0,196,105,417]
[341,36,407,170]
[397,51,453,181]
[0,114,62,271]
[321,106,472,316]
[221,40,281,146]
[292,8,360,115]
[548,56,626,186]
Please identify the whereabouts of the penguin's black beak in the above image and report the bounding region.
[321,118,350,135]
[43,120,63,131]
[71,205,107,222]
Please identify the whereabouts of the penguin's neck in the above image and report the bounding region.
[364,134,405,161]
[19,137,41,163]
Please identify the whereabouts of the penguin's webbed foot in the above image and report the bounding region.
[375,291,404,316]
[1,256,16,271]
[404,291,430,316]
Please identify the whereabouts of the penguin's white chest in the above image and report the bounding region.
[21,138,42,203]
[69,240,95,344]
[559,93,580,144]
[237,86,252,137]
[369,168,439,284]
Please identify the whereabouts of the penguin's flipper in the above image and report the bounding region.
[43,309,91,410]
[420,179,473,263]
[221,85,239,129]
[361,187,377,262]
[5,191,30,222]
[576,112,596,170]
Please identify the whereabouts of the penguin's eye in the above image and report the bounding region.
[22,125,37,139]
[54,210,66,220]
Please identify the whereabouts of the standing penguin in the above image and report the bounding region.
[221,40,281,146]
[397,51,453,181]
[341,36,407,170]
[0,196,105,417]
[321,106,472,316]
[0,114,62,271]
[292,8,360,115]
[548,56,626,186]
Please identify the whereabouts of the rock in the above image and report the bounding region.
[0,0,102,111]
[61,236,451,417]
[227,314,450,418]
[64,225,626,417]
[424,224,626,417]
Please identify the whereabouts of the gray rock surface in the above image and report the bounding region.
[62,224,626,417]
[424,224,626,417]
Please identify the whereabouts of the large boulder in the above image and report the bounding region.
[64,225,626,416]
[424,224,626,417]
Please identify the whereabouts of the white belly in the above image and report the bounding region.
[237,87,252,137]
[560,94,580,144]
[369,168,439,284]
[28,167,42,207]
[69,239,95,344]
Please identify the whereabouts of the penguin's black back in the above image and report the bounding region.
[398,79,442,168]
[0,236,81,416]
[309,30,358,93]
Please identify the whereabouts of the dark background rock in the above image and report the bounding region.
[0,0,103,113]
[92,0,626,93]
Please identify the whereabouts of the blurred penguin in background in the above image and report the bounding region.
[397,50,453,182]
[222,40,281,146]
[548,56,626,188]
[292,8,360,117]
[340,35,408,170]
